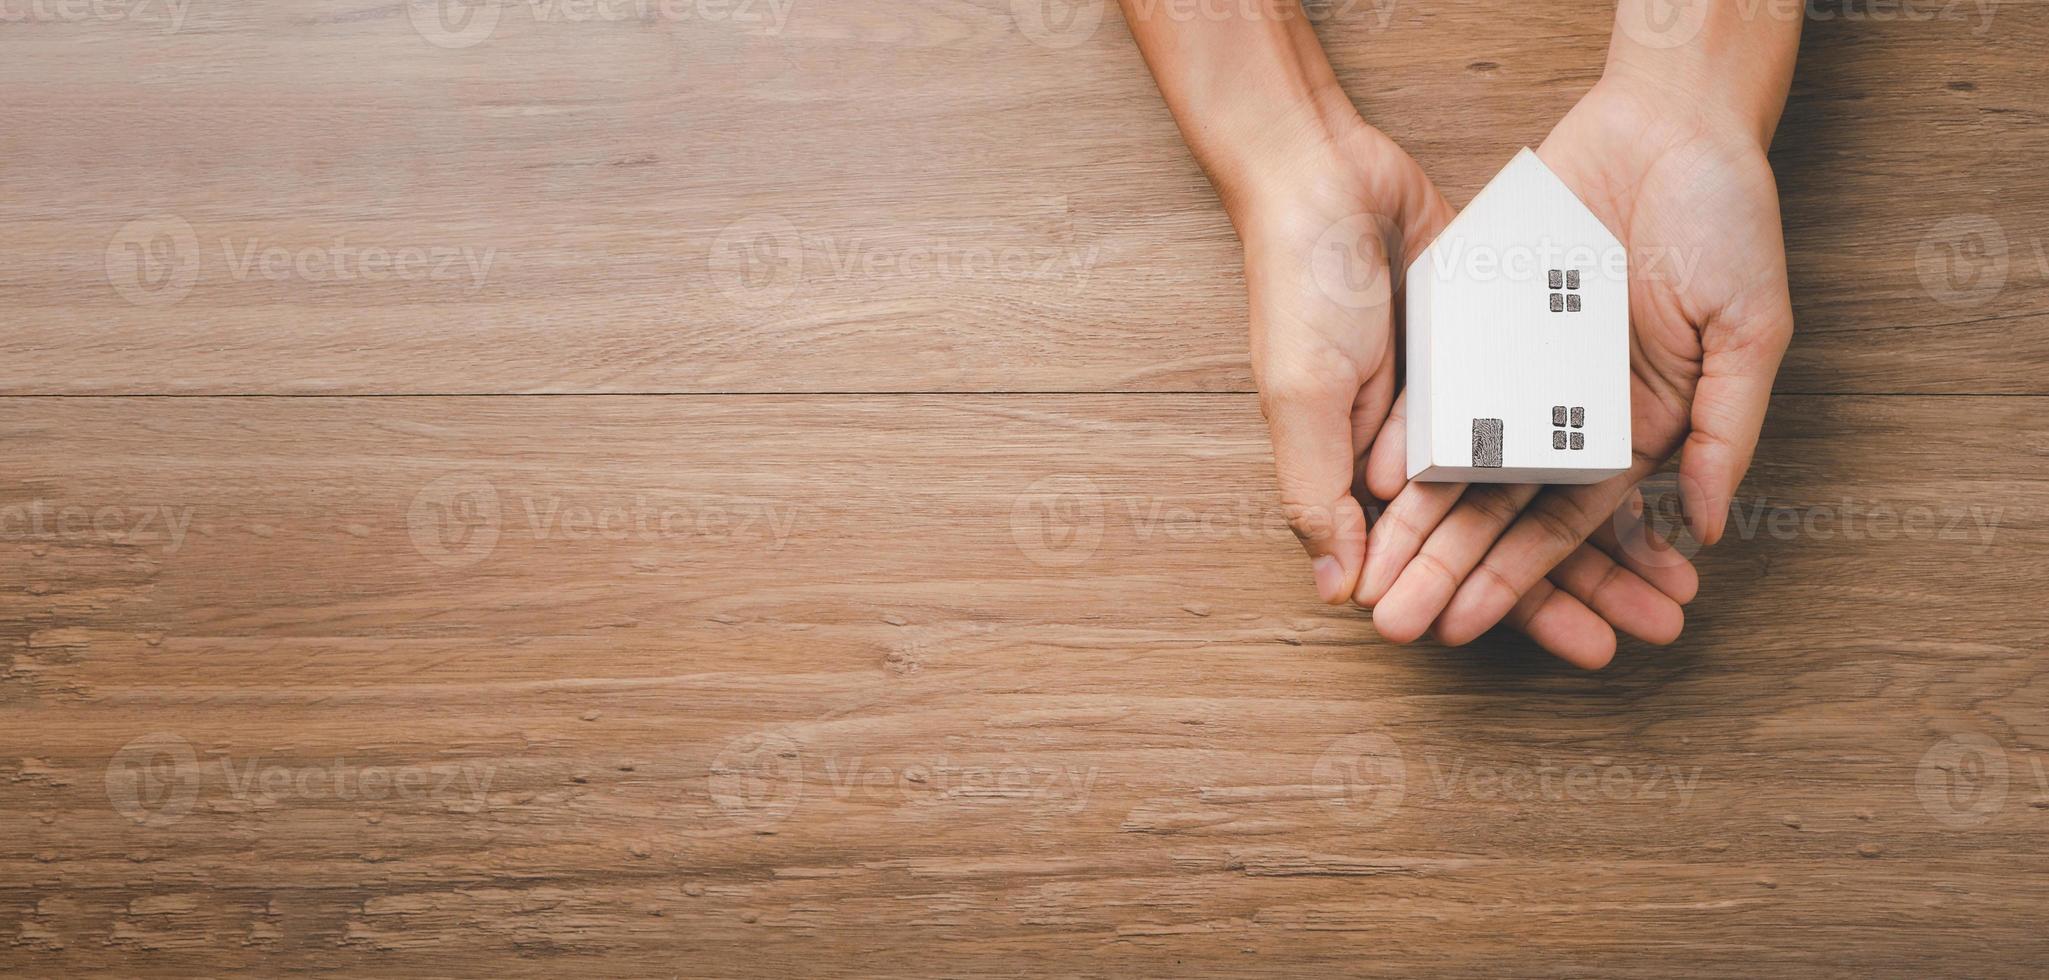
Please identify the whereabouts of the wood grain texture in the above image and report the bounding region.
[1,0,2045,394]
[4,0,2048,975]
[3,396,2046,975]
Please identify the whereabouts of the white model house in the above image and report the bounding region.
[1404,148,1630,484]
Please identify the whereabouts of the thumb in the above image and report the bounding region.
[1679,307,1792,545]
[1259,364,1370,603]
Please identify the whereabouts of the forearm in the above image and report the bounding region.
[1605,0,1804,146]
[1117,0,1357,222]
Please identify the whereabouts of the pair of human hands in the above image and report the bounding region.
[1242,74,1794,668]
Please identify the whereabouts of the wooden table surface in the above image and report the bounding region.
[4,1,2047,975]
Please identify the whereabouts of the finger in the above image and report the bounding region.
[1433,434,1672,646]
[1495,578,1616,670]
[1356,159,1455,506]
[1589,489,1699,604]
[1545,541,1684,646]
[1260,365,1371,604]
[1388,165,1460,273]
[1364,390,1410,502]
[1370,483,1540,644]
[1350,356,1397,498]
[1353,476,1462,607]
[1432,475,1633,646]
[1681,306,1792,545]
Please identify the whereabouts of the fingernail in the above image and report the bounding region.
[1311,555,1344,604]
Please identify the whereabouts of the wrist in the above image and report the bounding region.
[1201,78,1366,223]
[1589,66,1778,154]
[1602,0,1802,149]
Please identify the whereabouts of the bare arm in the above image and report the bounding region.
[1117,1,1699,663]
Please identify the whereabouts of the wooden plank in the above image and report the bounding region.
[3,394,2044,975]
[2,2,2044,394]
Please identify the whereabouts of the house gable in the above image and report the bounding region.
[1403,148,1632,484]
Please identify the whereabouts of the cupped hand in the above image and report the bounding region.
[1235,110,1701,663]
[1358,75,1795,667]
[1233,118,1451,604]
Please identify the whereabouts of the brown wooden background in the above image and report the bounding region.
[3,0,2046,975]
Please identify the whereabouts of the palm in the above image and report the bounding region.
[1355,81,1793,666]
[1538,81,1794,495]
[1244,126,1448,441]
[1237,125,1456,591]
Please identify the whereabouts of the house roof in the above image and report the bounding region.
[1405,148,1621,278]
